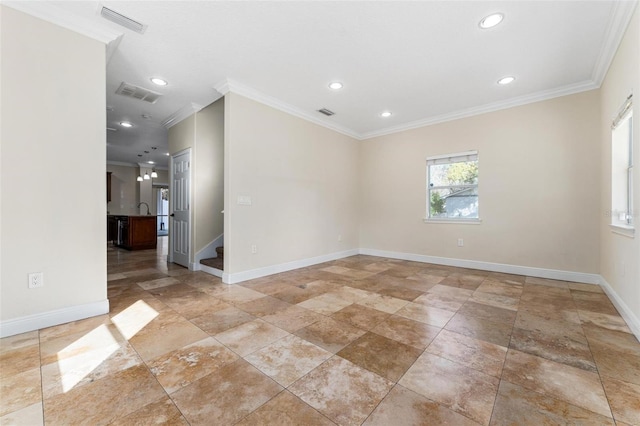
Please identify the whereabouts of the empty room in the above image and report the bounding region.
[1,1,639,425]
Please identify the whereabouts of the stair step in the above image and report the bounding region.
[215,246,224,259]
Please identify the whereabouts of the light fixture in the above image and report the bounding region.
[165,153,170,156]
[120,121,133,128]
[479,13,503,29]
[380,111,392,118]
[497,76,515,85]
[147,161,154,164]
[143,172,150,180]
[137,175,143,182]
[328,82,343,90]
[151,170,158,178]
[150,77,168,86]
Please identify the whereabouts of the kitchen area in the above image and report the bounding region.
[107,166,169,250]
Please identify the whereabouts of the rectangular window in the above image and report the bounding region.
[611,94,633,233]
[426,151,479,221]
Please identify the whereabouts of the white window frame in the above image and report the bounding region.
[424,150,480,224]
[610,94,634,238]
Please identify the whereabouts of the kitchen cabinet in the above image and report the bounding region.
[109,215,156,250]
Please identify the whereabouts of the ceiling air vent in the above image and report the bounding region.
[100,6,147,34]
[318,108,335,116]
[115,82,162,104]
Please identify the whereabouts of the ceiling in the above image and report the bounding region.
[8,1,637,168]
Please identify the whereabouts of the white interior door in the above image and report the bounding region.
[170,150,191,268]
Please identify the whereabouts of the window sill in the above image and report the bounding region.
[423,218,482,224]
[610,224,635,238]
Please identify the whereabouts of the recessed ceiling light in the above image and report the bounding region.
[497,76,515,85]
[147,160,154,164]
[120,121,133,128]
[380,111,392,118]
[328,82,343,90]
[479,13,504,29]
[165,152,170,156]
[150,77,168,86]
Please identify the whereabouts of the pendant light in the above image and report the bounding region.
[137,175,143,182]
[143,172,150,180]
[151,170,158,178]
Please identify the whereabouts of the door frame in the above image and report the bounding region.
[168,147,192,266]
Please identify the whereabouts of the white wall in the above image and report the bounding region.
[599,6,640,332]
[0,6,108,335]
[224,93,360,276]
[359,90,601,274]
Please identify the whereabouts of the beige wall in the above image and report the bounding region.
[167,99,224,264]
[224,93,360,274]
[359,90,601,273]
[107,164,138,215]
[194,99,225,254]
[0,7,107,324]
[599,7,640,326]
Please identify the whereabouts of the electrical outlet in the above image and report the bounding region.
[28,272,44,289]
[251,244,257,254]
[457,238,464,247]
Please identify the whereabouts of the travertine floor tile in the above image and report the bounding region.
[109,397,188,425]
[490,380,615,426]
[356,293,409,314]
[445,313,513,347]
[337,332,422,382]
[0,368,42,417]
[297,292,353,315]
[0,331,39,355]
[458,301,517,325]
[412,292,465,312]
[289,356,393,425]
[43,364,166,425]
[190,306,256,335]
[371,315,440,350]
[399,352,499,425]
[214,319,289,356]
[426,329,507,378]
[0,402,43,426]
[260,305,324,332]
[363,385,480,426]
[148,336,238,394]
[396,302,456,327]
[602,377,640,425]
[239,296,293,317]
[475,279,523,298]
[137,276,181,290]
[294,317,367,353]
[502,349,612,417]
[235,391,335,426]
[578,309,632,333]
[245,334,331,386]
[0,338,40,378]
[331,304,390,330]
[171,359,282,425]
[204,284,265,304]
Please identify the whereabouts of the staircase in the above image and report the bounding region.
[200,246,224,270]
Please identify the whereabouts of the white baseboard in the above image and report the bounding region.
[0,299,110,338]
[222,249,360,284]
[200,263,223,279]
[194,233,224,265]
[599,276,640,341]
[358,248,601,284]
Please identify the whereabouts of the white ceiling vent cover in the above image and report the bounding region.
[100,6,147,34]
[116,82,162,104]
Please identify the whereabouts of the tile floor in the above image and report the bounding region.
[2,237,640,425]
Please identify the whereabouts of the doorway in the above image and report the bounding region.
[169,149,191,268]
[155,187,169,236]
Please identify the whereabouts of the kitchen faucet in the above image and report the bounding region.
[137,202,151,215]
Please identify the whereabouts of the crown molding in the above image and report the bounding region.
[107,160,137,168]
[3,1,122,45]
[360,80,599,140]
[591,0,638,86]
[213,78,361,140]
[162,102,205,129]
